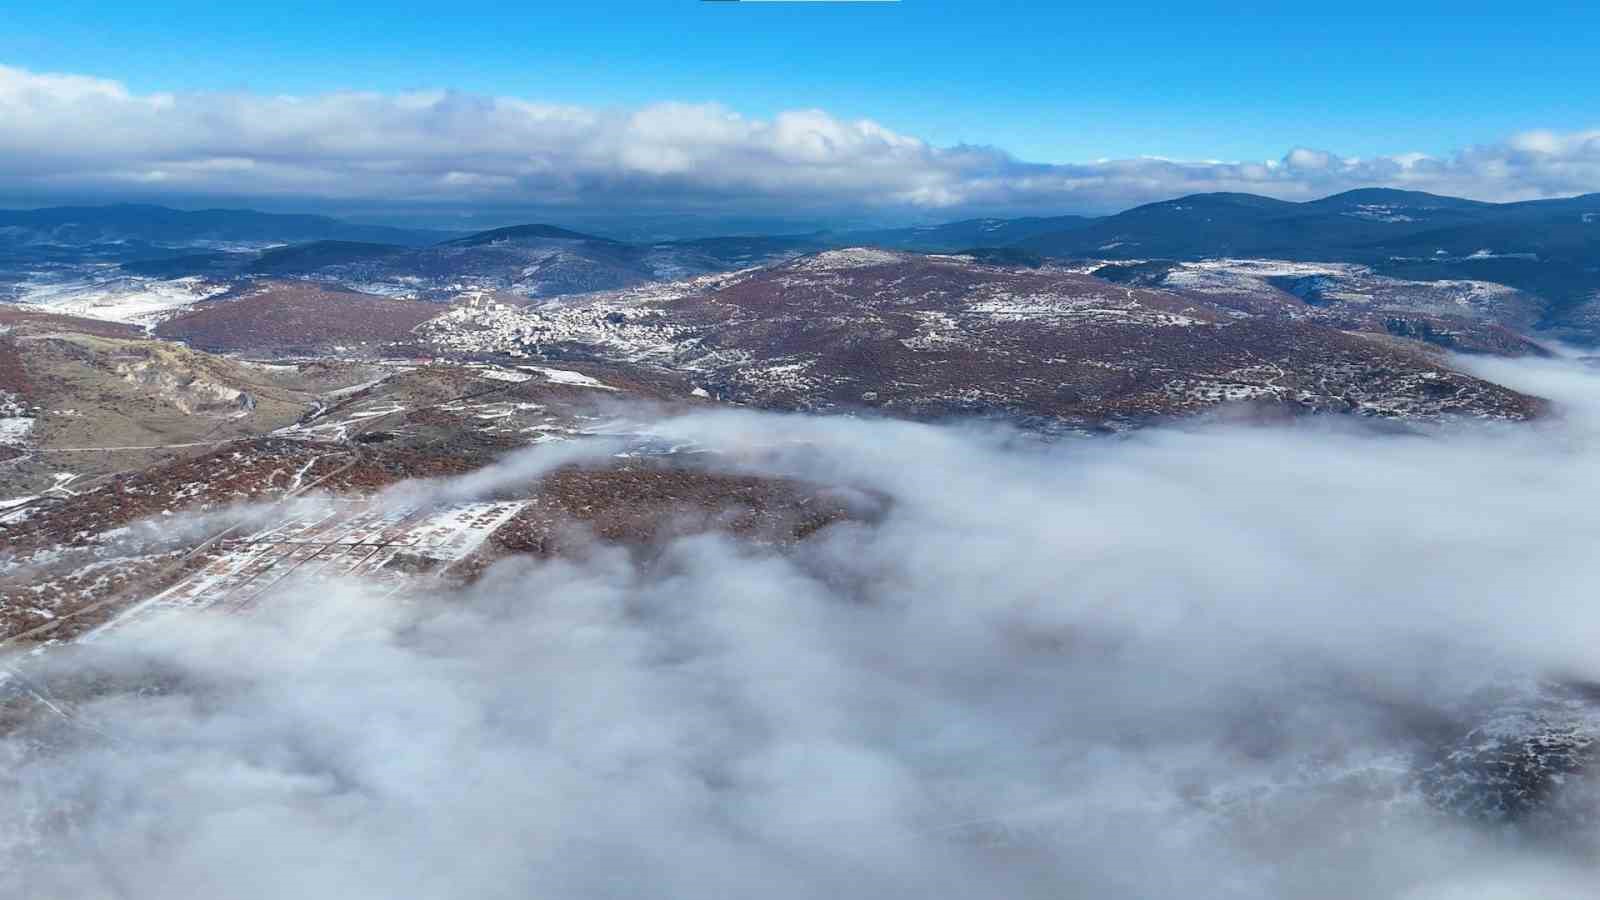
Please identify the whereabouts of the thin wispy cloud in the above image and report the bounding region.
[2,63,1597,216]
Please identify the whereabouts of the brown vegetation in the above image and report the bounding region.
[156,281,442,354]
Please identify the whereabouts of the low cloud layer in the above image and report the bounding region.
[2,63,1598,216]
[8,356,1600,897]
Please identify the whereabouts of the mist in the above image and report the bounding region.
[8,355,1600,898]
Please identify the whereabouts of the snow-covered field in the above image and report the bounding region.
[0,495,40,526]
[1162,258,1533,322]
[12,271,228,327]
[88,499,527,638]
[0,416,32,446]
[0,390,33,448]
[517,365,617,390]
[468,365,534,383]
[273,399,409,443]
[790,247,904,270]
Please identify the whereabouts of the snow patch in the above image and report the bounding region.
[517,366,617,390]
[0,416,33,445]
[16,274,227,328]
[792,248,904,270]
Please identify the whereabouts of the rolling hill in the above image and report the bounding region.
[1015,188,1600,338]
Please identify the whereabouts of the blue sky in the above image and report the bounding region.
[1,1,1597,221]
[4,0,1596,165]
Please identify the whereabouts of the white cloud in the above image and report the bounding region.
[10,355,1600,897]
[1,63,1598,214]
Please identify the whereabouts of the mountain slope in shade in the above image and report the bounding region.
[1017,189,1600,338]
[441,224,620,246]
[1021,189,1486,259]
[219,225,818,299]
[247,241,412,274]
[834,215,1096,251]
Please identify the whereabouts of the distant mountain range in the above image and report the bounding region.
[833,215,1095,251]
[0,203,453,253]
[860,189,1600,335]
[1009,188,1598,260]
[6,189,1593,264]
[224,229,825,299]
[5,190,1598,335]
[6,189,1594,254]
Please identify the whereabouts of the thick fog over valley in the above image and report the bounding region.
[8,355,1600,899]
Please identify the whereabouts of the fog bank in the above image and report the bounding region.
[8,356,1600,898]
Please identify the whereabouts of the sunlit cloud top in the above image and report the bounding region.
[2,64,1598,216]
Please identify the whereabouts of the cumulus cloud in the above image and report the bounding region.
[2,63,1598,216]
[8,355,1600,896]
